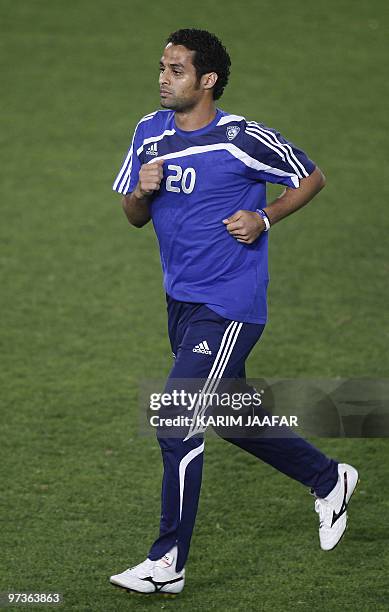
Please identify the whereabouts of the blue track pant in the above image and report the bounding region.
[148,297,338,571]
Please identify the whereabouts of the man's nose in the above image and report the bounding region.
[159,69,170,86]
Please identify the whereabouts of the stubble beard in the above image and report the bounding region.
[160,95,197,113]
[160,80,201,112]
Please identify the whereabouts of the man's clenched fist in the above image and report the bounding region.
[134,159,164,198]
[223,210,265,244]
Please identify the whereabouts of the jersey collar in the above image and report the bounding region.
[173,108,222,137]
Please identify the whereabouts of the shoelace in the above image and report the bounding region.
[315,498,331,527]
[127,559,154,574]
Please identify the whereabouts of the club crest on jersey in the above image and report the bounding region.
[226,125,240,141]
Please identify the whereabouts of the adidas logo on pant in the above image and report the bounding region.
[192,340,212,355]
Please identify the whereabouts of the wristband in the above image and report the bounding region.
[256,209,271,232]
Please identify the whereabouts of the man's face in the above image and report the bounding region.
[159,44,203,111]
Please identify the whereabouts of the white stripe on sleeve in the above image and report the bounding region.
[113,112,161,194]
[247,122,309,178]
[245,128,286,162]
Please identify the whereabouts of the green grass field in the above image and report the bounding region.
[1,0,388,610]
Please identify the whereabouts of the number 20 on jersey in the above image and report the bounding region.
[166,164,196,194]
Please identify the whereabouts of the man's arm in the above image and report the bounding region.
[264,166,326,225]
[223,166,326,243]
[122,159,164,228]
[122,191,152,228]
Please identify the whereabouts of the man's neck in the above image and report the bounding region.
[174,103,217,132]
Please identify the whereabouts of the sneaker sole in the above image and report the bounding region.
[111,581,180,597]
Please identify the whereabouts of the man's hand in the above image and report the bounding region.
[122,159,164,228]
[223,210,265,244]
[134,159,164,198]
[222,167,326,243]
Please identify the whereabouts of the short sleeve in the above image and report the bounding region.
[244,121,316,188]
[112,120,144,195]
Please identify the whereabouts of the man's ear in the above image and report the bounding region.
[201,72,218,92]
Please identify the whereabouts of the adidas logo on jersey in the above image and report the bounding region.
[146,142,158,156]
[192,340,212,355]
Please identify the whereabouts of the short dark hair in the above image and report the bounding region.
[166,29,231,100]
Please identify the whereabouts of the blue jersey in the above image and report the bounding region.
[113,109,315,324]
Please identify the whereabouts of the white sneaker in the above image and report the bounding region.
[153,546,185,594]
[110,558,156,593]
[314,463,359,551]
[109,546,185,595]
